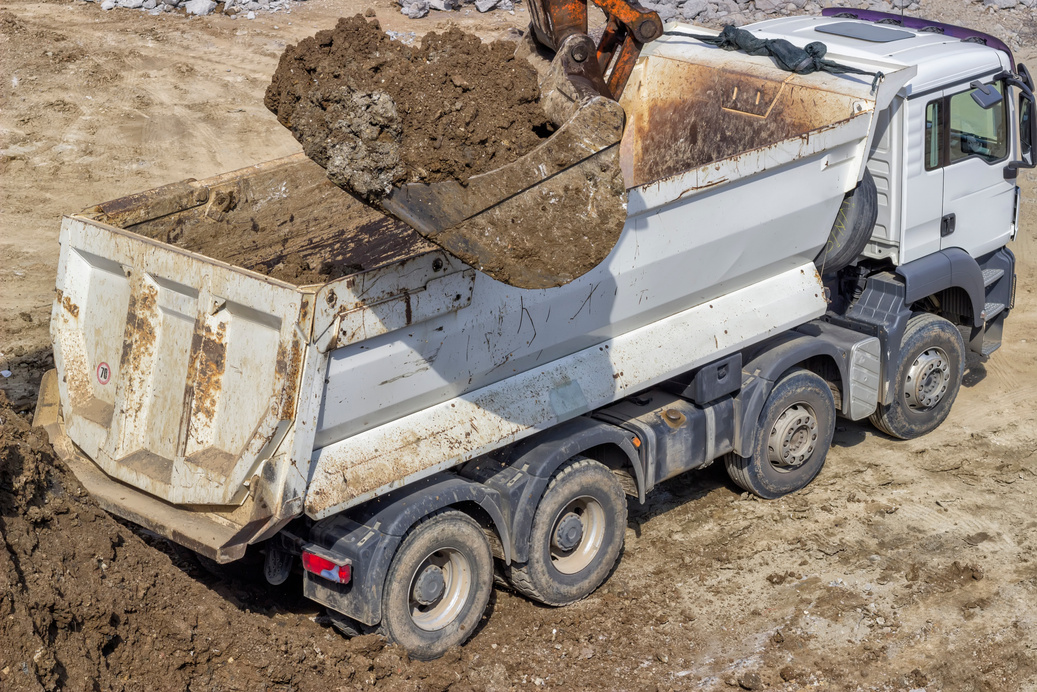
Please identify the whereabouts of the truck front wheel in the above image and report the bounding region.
[869,313,965,440]
[726,368,836,499]
[380,510,493,660]
[506,457,627,606]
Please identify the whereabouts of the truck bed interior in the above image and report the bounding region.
[83,154,436,287]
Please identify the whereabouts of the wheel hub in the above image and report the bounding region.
[550,497,607,575]
[412,564,446,607]
[904,347,950,410]
[553,512,585,552]
[767,403,818,469]
[408,546,474,633]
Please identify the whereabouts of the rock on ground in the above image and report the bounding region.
[184,0,216,15]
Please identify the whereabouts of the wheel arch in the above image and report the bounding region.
[463,416,642,564]
[368,476,513,564]
[896,248,985,328]
[735,334,849,455]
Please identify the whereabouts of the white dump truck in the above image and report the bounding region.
[35,9,1033,659]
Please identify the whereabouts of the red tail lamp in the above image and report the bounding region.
[302,551,352,584]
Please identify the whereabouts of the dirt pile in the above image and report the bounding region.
[265,15,551,200]
[0,392,471,692]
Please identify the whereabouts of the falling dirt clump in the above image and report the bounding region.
[265,15,551,200]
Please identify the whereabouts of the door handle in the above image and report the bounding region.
[941,213,956,237]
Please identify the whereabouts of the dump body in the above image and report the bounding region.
[39,26,911,560]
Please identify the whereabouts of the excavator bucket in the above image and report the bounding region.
[378,46,629,289]
[374,1,661,290]
[379,89,625,289]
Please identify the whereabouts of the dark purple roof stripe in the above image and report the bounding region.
[819,7,1015,70]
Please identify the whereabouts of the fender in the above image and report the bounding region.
[896,248,985,328]
[838,271,913,405]
[734,332,850,455]
[463,416,642,564]
[303,473,511,626]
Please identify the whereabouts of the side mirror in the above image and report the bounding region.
[1021,90,1035,167]
[1019,63,1034,92]
[970,80,1003,109]
[1004,69,1037,178]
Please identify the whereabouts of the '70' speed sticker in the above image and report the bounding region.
[96,362,111,385]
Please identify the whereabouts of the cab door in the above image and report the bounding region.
[939,80,1016,257]
[900,95,946,263]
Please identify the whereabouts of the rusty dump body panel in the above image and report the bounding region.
[619,32,877,190]
[39,19,915,562]
[43,155,451,561]
[88,154,435,282]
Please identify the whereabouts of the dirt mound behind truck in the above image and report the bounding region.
[0,392,471,691]
[264,16,551,200]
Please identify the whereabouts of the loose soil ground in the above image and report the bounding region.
[0,392,460,692]
[3,0,1037,690]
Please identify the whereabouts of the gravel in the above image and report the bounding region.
[77,0,1037,24]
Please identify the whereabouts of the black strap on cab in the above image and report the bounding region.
[685,26,884,92]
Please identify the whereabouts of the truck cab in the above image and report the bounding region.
[757,13,1029,266]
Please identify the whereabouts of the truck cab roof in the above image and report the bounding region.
[741,15,1012,97]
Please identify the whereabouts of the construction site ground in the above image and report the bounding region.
[2,0,1037,689]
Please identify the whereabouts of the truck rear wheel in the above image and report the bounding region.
[726,368,836,499]
[506,457,626,606]
[380,510,493,660]
[814,168,878,275]
[869,313,965,440]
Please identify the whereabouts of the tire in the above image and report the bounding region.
[380,510,493,661]
[869,313,965,440]
[814,168,878,275]
[506,457,626,606]
[726,368,836,499]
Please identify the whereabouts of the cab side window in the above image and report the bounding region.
[923,81,1008,171]
[924,101,941,170]
[948,82,1007,163]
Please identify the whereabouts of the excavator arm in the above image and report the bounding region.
[378,0,665,289]
[527,0,663,99]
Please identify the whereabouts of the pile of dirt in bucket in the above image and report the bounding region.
[0,391,467,692]
[264,15,552,201]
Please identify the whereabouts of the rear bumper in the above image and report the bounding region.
[34,369,265,562]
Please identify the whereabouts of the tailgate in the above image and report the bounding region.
[51,215,311,506]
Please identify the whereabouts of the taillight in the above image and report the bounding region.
[302,551,352,584]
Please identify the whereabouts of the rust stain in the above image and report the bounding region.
[185,321,228,424]
[119,283,158,376]
[677,176,729,199]
[61,294,80,319]
[274,338,304,420]
[624,60,861,189]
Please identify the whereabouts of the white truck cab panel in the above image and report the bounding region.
[750,15,1024,267]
